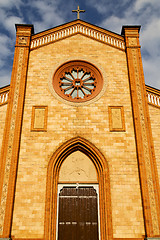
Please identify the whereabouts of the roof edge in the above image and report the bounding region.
[146,84,160,95]
[32,19,123,38]
[0,84,10,91]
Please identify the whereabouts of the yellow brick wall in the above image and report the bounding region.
[12,35,145,238]
[148,104,160,183]
[0,104,7,153]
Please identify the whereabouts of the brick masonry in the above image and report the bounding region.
[148,105,160,183]
[11,34,145,238]
[0,105,7,151]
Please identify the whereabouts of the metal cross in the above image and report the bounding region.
[72,5,85,19]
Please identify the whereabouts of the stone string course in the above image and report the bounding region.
[1,86,159,108]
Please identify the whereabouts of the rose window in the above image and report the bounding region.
[53,61,103,103]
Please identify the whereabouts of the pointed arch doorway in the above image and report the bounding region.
[44,137,113,240]
[57,150,100,240]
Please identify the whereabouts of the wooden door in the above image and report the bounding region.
[58,186,99,240]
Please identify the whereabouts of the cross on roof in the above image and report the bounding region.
[72,5,85,19]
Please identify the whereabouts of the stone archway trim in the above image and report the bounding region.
[44,137,113,240]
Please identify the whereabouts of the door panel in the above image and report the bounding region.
[58,187,99,240]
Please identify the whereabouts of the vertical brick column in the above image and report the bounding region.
[0,24,34,237]
[122,26,160,237]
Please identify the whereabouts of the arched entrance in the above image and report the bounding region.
[44,137,113,240]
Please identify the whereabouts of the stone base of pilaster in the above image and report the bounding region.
[0,238,11,240]
[145,238,160,240]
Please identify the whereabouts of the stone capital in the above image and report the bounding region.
[121,25,141,37]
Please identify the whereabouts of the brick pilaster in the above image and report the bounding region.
[0,24,34,237]
[122,26,160,237]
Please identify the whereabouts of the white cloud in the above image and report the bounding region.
[0,0,66,87]
[134,0,160,11]
[0,0,21,8]
[143,56,160,89]
[98,0,160,89]
[0,0,159,89]
[141,17,160,57]
[31,0,65,32]
[0,8,23,36]
[5,16,24,35]
[101,16,127,34]
[86,0,133,15]
[0,70,11,88]
[0,35,12,67]
[140,17,160,88]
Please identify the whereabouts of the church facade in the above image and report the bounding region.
[0,19,160,240]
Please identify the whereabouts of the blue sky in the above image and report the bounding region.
[0,0,160,89]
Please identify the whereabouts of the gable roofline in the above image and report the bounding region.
[30,19,125,51]
[146,85,160,96]
[32,19,123,38]
[0,84,10,90]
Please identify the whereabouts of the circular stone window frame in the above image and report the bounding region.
[48,59,107,106]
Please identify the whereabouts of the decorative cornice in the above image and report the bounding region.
[0,86,10,107]
[146,85,160,108]
[15,24,34,34]
[121,25,141,36]
[30,21,125,51]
